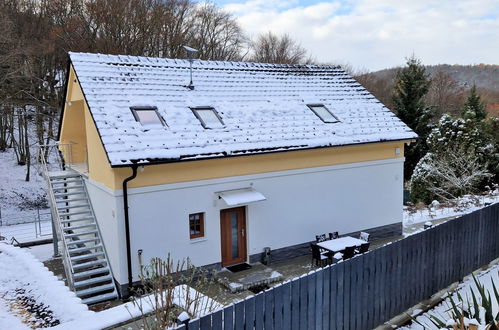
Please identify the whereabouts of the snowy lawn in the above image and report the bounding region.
[0,243,91,329]
[0,219,52,244]
[400,263,499,329]
[0,148,49,218]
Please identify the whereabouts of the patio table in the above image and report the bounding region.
[317,236,366,253]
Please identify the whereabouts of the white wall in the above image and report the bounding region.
[85,179,127,284]
[106,158,405,284]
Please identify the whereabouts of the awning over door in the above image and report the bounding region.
[217,188,266,207]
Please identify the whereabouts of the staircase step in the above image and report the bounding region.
[57,204,90,210]
[67,237,101,246]
[76,283,115,297]
[52,185,84,191]
[61,217,94,224]
[70,252,105,262]
[74,275,113,288]
[54,191,86,197]
[63,223,96,231]
[69,244,103,254]
[48,170,80,179]
[59,210,92,217]
[64,230,98,238]
[81,291,118,305]
[51,179,82,185]
[73,267,110,279]
[56,198,88,204]
[73,259,108,271]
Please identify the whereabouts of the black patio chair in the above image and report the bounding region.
[315,234,328,242]
[356,242,370,254]
[310,243,330,267]
[342,246,356,260]
[329,232,339,240]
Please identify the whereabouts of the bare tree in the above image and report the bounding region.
[427,70,464,118]
[189,2,246,61]
[249,31,312,64]
[355,71,396,109]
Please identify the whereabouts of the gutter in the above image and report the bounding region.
[122,163,138,295]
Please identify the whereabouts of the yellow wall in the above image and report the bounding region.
[59,67,87,163]
[61,64,411,191]
[120,141,407,189]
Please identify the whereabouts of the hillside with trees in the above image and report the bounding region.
[356,64,499,117]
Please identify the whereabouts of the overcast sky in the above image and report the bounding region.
[214,0,499,71]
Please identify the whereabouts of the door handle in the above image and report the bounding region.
[241,229,245,237]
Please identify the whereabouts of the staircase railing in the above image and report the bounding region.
[81,178,119,296]
[39,143,76,290]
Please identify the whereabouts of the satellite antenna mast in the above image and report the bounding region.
[183,45,198,90]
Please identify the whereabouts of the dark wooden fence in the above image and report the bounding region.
[179,204,499,330]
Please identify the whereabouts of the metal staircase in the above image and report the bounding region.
[40,145,119,305]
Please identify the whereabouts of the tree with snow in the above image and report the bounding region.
[392,55,432,180]
[411,114,496,203]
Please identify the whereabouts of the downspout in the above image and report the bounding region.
[123,163,138,295]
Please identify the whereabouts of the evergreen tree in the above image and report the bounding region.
[462,84,487,120]
[392,55,432,180]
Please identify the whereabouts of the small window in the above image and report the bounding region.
[308,104,340,123]
[131,106,165,126]
[191,107,224,129]
[189,213,204,239]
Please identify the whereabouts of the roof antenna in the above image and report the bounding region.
[183,45,198,90]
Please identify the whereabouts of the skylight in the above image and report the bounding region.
[131,107,165,127]
[191,107,224,129]
[308,104,340,123]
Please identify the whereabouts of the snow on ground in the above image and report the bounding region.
[0,148,48,218]
[53,285,223,330]
[403,190,499,226]
[0,219,52,244]
[0,243,91,329]
[400,263,499,329]
[24,243,57,262]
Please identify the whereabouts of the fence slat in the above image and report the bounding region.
[335,261,345,329]
[282,282,292,330]
[243,296,255,330]
[322,267,331,330]
[212,310,223,330]
[329,265,338,328]
[200,313,212,329]
[315,269,323,330]
[189,318,200,330]
[264,288,274,330]
[234,301,244,330]
[274,285,283,330]
[291,278,300,330]
[307,272,316,329]
[223,305,234,330]
[299,276,308,330]
[254,294,264,329]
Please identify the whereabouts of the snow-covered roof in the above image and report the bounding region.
[68,52,417,167]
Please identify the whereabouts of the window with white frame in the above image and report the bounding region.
[130,106,166,127]
[308,104,340,123]
[191,107,224,129]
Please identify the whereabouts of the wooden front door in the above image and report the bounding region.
[220,207,247,267]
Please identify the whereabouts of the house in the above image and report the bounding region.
[57,52,417,297]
